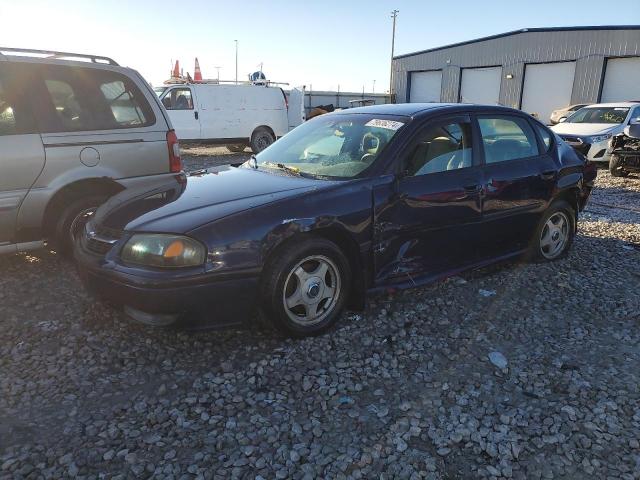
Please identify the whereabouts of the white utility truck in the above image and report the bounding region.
[155,81,305,153]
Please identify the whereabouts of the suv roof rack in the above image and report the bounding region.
[0,47,118,66]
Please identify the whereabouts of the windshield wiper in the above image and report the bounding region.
[262,161,302,176]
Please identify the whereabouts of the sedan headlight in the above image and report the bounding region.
[590,134,612,143]
[121,234,206,268]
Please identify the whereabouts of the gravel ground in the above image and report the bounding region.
[1,158,640,479]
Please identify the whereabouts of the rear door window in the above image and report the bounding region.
[37,65,155,132]
[477,116,539,163]
[0,64,37,135]
[534,123,553,152]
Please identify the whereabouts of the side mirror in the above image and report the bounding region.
[558,117,567,123]
[624,119,640,139]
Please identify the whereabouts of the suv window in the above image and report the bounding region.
[478,116,539,164]
[37,65,155,132]
[405,121,473,176]
[162,88,193,110]
[0,80,17,135]
[0,67,37,136]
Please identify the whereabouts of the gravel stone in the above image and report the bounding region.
[1,163,639,478]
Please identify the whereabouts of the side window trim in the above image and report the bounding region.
[474,113,541,165]
[400,113,476,177]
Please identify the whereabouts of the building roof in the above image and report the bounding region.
[393,25,640,60]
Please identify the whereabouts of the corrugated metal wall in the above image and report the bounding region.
[392,28,640,106]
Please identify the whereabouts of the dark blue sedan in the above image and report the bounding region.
[74,103,596,336]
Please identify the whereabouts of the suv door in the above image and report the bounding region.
[160,86,201,140]
[373,114,484,284]
[474,114,557,257]
[0,62,45,247]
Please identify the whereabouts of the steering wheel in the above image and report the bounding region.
[360,153,375,163]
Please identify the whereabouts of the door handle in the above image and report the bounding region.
[194,111,199,120]
[540,170,556,180]
[463,184,482,193]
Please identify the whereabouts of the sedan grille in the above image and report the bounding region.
[83,223,122,255]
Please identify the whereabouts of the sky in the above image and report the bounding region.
[1,0,638,93]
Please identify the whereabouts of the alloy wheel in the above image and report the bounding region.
[539,211,570,259]
[282,255,341,326]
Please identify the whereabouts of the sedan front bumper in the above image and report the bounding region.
[74,240,260,329]
[559,135,611,163]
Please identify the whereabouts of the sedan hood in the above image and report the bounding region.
[97,166,334,233]
[551,123,621,136]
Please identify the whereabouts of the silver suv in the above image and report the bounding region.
[0,48,181,255]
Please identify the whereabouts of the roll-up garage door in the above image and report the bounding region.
[409,71,442,103]
[601,57,640,103]
[521,62,576,125]
[459,66,502,105]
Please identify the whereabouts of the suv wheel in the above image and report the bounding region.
[52,195,107,256]
[529,200,575,262]
[250,127,275,153]
[261,237,351,337]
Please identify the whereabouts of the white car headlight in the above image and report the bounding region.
[590,134,612,143]
[121,234,206,268]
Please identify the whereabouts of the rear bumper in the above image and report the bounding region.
[74,241,259,329]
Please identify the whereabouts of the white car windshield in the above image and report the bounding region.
[254,114,406,179]
[566,107,629,124]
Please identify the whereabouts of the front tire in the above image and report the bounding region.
[250,127,275,153]
[51,195,107,256]
[261,237,351,337]
[609,155,629,177]
[529,200,575,262]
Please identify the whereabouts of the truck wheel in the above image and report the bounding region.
[250,127,275,153]
[226,144,247,153]
[52,195,107,257]
[609,155,629,177]
[261,237,351,337]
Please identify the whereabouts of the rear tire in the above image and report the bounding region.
[51,195,107,257]
[609,155,629,177]
[261,237,351,337]
[250,127,275,153]
[226,144,247,153]
[528,200,575,262]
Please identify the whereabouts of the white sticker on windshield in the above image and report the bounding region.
[365,119,405,131]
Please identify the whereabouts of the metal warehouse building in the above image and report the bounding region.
[391,26,640,123]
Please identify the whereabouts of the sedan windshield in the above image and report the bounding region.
[254,114,406,178]
[566,107,629,124]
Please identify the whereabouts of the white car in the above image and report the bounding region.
[155,82,305,153]
[551,102,640,162]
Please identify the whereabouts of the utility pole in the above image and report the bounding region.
[214,66,221,82]
[234,40,238,84]
[373,79,376,93]
[389,9,399,100]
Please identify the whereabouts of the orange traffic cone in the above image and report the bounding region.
[172,60,180,79]
[194,58,203,82]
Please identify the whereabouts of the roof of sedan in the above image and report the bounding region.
[337,102,523,118]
